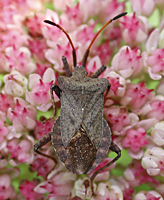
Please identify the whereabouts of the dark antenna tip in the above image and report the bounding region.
[113,12,127,21]
[44,20,57,26]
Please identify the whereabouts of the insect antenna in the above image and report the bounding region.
[82,12,127,67]
[44,20,77,68]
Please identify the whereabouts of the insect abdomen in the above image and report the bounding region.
[68,124,97,174]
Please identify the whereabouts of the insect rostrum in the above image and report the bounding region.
[34,11,127,197]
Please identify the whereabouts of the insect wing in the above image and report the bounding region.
[60,91,83,147]
[82,92,104,148]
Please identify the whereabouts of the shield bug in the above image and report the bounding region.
[34,12,127,196]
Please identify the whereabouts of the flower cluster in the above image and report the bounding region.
[0,0,164,199]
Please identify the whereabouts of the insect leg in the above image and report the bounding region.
[90,141,121,196]
[90,65,107,78]
[42,84,61,124]
[62,56,72,77]
[34,131,57,164]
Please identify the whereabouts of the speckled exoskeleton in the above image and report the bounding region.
[34,12,127,196]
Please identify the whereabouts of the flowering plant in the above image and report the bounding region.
[0,0,164,199]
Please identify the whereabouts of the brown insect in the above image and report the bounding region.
[34,12,127,196]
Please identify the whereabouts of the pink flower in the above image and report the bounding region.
[0,29,28,51]
[0,93,14,118]
[147,48,164,80]
[3,70,28,97]
[0,174,16,199]
[60,3,84,31]
[19,180,45,200]
[104,106,139,135]
[142,147,164,176]
[35,172,76,198]
[120,82,154,110]
[4,45,36,76]
[121,13,148,47]
[95,182,123,200]
[34,119,54,140]
[89,158,116,182]
[25,13,44,37]
[98,0,125,23]
[124,161,158,188]
[151,121,164,146]
[26,68,56,111]
[7,98,36,132]
[122,127,148,158]
[30,155,55,179]
[35,62,52,77]
[7,134,34,165]
[130,0,156,17]
[53,0,74,12]
[134,190,163,200]
[146,98,164,121]
[28,39,48,62]
[111,46,143,78]
[105,71,126,99]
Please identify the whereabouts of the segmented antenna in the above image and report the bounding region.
[44,12,127,68]
[44,20,77,68]
[82,12,127,67]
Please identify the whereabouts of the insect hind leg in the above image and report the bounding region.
[90,141,121,196]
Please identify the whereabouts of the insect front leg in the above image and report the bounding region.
[90,141,121,196]
[34,131,57,164]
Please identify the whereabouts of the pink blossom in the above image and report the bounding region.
[122,127,148,154]
[19,180,45,200]
[28,39,48,62]
[142,147,164,176]
[151,121,164,146]
[60,4,84,31]
[35,62,52,77]
[0,93,14,118]
[89,158,116,182]
[134,190,163,200]
[121,13,148,47]
[7,98,36,131]
[120,82,154,110]
[53,0,74,11]
[30,155,55,178]
[45,43,75,72]
[0,174,16,199]
[95,182,123,200]
[0,29,28,51]
[104,106,139,135]
[95,41,112,65]
[105,71,126,99]
[25,13,44,37]
[130,0,156,17]
[3,70,28,97]
[146,98,164,121]
[26,68,56,111]
[124,160,158,188]
[35,172,75,198]
[111,46,143,78]
[98,0,125,23]
[34,119,54,140]
[4,45,36,75]
[147,48,164,80]
[7,135,34,165]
